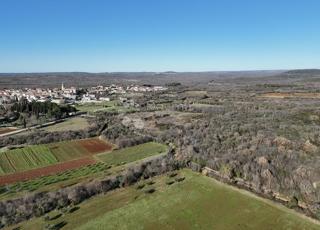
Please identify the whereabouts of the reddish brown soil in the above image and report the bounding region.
[79,138,113,154]
[0,157,96,185]
[0,128,17,135]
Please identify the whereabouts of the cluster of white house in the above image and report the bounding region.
[0,84,167,105]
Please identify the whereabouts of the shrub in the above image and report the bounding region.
[175,177,185,182]
[166,181,175,185]
[144,188,156,194]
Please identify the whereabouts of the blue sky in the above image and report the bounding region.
[0,0,320,72]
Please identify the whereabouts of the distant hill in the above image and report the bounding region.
[0,71,284,89]
[284,69,320,75]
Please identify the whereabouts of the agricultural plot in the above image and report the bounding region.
[97,142,168,166]
[0,146,58,175]
[0,142,167,199]
[0,138,112,175]
[0,157,96,187]
[13,169,320,230]
[0,161,108,198]
[78,138,113,154]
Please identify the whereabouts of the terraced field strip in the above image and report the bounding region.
[0,157,96,185]
[97,142,168,166]
[0,138,113,175]
[0,147,58,174]
[0,162,111,198]
[0,143,166,198]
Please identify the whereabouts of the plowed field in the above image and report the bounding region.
[79,138,113,154]
[0,157,96,185]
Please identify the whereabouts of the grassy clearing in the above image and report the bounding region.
[75,101,117,113]
[42,117,89,132]
[12,169,319,230]
[75,101,138,114]
[97,142,168,166]
[0,138,110,175]
[184,90,208,97]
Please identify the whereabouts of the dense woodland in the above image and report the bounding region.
[0,100,77,128]
[11,100,76,119]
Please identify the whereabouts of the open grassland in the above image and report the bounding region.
[75,101,138,114]
[97,142,168,166]
[184,90,208,97]
[41,117,89,132]
[11,169,319,230]
[75,101,118,113]
[0,138,112,175]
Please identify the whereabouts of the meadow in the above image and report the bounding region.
[97,142,168,166]
[75,100,138,114]
[75,101,118,113]
[11,169,319,230]
[41,117,89,132]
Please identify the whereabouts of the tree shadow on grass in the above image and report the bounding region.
[69,206,80,213]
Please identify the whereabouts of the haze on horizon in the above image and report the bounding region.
[1,0,320,73]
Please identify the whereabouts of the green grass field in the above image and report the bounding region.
[0,146,58,174]
[12,169,319,230]
[75,101,138,114]
[42,117,89,132]
[0,138,108,175]
[97,142,168,166]
[75,101,118,113]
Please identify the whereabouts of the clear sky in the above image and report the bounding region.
[1,0,320,72]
